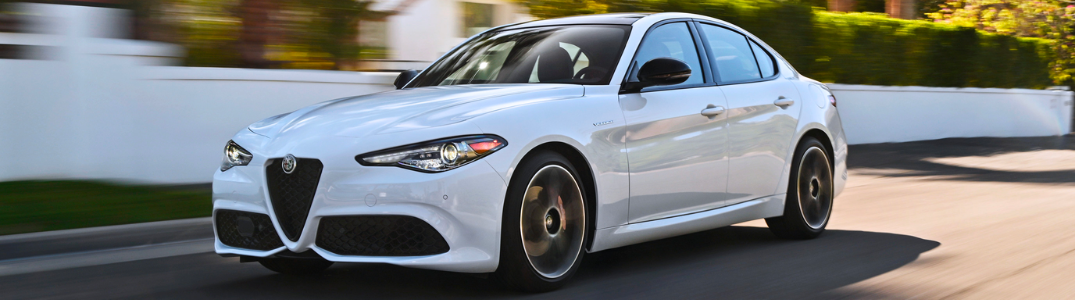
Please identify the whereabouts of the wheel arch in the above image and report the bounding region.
[800,128,835,170]
[514,141,599,252]
[773,125,837,197]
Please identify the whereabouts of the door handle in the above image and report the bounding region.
[700,104,725,118]
[774,97,794,108]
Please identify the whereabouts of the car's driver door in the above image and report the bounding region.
[620,21,732,223]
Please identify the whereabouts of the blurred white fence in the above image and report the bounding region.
[0,60,395,183]
[0,3,1072,184]
[0,61,395,183]
[830,84,1073,145]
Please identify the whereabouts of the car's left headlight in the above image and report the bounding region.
[356,135,507,173]
[221,140,253,172]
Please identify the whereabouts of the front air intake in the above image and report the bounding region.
[215,209,284,251]
[265,157,323,241]
[316,216,450,256]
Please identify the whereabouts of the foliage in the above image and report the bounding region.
[132,0,393,69]
[856,0,887,13]
[296,0,392,68]
[518,0,1057,88]
[810,12,1053,87]
[0,181,211,235]
[926,0,1060,36]
[517,0,610,19]
[170,0,243,67]
[918,0,949,17]
[926,0,1075,84]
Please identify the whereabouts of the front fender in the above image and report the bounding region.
[468,89,631,230]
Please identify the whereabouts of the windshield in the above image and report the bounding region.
[408,25,631,87]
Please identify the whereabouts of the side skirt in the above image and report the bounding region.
[589,194,785,252]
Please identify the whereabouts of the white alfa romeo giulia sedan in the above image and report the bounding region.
[213,12,847,291]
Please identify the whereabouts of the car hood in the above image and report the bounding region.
[247,84,584,139]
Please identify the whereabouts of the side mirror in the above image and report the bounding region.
[394,69,418,89]
[623,58,691,93]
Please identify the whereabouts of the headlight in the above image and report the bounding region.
[221,140,253,172]
[356,135,507,172]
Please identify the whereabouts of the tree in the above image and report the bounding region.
[927,0,1075,83]
[516,0,837,18]
[146,0,409,69]
[927,0,1061,36]
[299,0,395,69]
[237,0,279,67]
[515,0,610,19]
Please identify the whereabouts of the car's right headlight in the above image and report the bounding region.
[221,140,252,172]
[356,135,507,173]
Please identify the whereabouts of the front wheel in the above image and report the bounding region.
[766,137,834,239]
[495,151,587,292]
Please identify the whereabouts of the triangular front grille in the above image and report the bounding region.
[265,157,323,242]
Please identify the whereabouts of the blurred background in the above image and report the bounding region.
[0,0,534,71]
[0,1,1074,298]
[1,0,1072,79]
[0,0,1071,236]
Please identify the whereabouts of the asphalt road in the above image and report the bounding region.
[2,136,1075,299]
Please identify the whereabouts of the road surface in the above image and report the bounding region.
[2,136,1074,299]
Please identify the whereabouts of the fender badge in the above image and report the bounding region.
[593,120,614,127]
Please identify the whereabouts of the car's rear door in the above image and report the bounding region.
[620,20,732,223]
[695,21,803,206]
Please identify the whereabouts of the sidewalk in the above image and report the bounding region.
[0,218,213,276]
[0,217,212,261]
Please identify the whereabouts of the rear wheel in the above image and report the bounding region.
[495,151,587,292]
[258,258,333,275]
[766,137,833,239]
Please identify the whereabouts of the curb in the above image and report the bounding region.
[0,238,215,276]
[0,217,215,265]
[0,217,212,243]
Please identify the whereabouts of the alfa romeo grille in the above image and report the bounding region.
[265,157,323,241]
[316,216,450,256]
[215,210,284,251]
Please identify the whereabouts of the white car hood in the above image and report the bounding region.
[247,84,584,139]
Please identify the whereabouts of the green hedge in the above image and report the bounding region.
[608,0,1056,88]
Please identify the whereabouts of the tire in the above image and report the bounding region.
[765,136,834,239]
[495,151,588,292]
[258,258,333,275]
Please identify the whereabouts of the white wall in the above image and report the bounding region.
[0,61,396,184]
[0,62,396,184]
[831,84,1074,145]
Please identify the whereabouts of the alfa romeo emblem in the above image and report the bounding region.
[282,154,297,174]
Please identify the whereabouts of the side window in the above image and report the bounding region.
[750,40,776,78]
[698,24,760,82]
[631,22,704,86]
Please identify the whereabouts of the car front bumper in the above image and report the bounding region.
[212,151,508,273]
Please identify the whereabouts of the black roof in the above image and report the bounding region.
[500,13,650,30]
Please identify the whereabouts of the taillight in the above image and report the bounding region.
[828,95,837,107]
